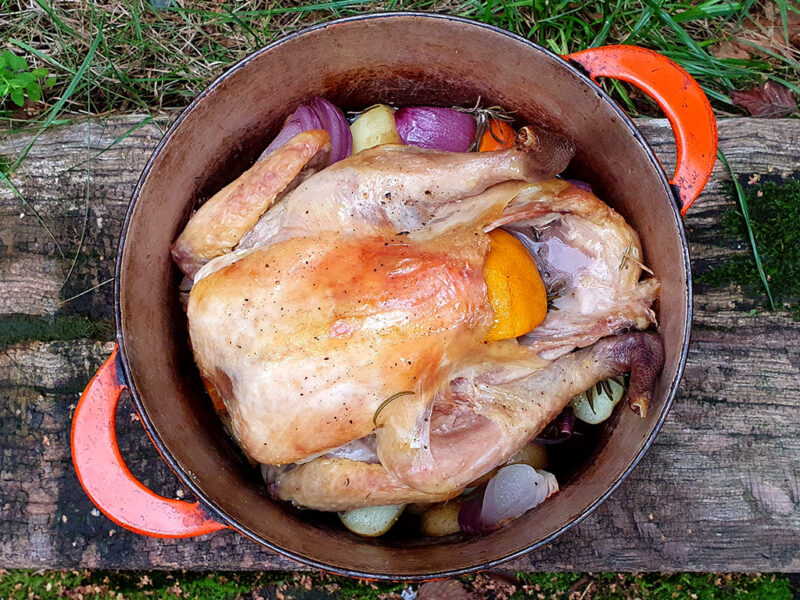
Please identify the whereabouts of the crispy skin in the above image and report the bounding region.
[172,130,331,278]
[267,459,456,512]
[189,230,492,465]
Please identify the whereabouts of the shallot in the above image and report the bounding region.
[395,106,476,152]
[459,465,558,534]
[260,97,352,163]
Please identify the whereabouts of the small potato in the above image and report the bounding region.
[570,377,625,424]
[405,502,431,516]
[420,501,461,537]
[510,443,549,470]
[339,504,404,537]
[350,105,402,153]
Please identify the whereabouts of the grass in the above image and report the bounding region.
[1,0,798,137]
[716,150,775,310]
[0,570,794,599]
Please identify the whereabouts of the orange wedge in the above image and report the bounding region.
[484,229,548,341]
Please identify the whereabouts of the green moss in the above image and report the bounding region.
[0,570,793,600]
[698,178,800,318]
[0,314,114,347]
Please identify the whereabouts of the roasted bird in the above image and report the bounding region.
[172,126,664,514]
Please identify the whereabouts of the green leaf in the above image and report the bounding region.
[0,50,14,68]
[31,67,48,78]
[11,17,105,172]
[9,52,28,71]
[10,87,25,107]
[45,76,56,87]
[15,71,35,86]
[26,81,42,103]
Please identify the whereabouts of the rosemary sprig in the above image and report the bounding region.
[584,375,627,413]
[373,390,415,426]
[453,97,516,151]
[546,280,566,311]
[619,243,654,275]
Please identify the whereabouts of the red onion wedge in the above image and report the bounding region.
[259,97,352,163]
[566,179,593,192]
[395,106,476,152]
[459,465,559,534]
[533,406,575,445]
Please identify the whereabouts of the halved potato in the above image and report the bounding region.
[339,504,405,537]
[420,501,461,537]
[350,105,402,153]
[570,377,625,424]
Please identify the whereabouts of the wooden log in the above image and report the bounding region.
[0,116,798,572]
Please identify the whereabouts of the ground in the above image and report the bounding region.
[0,570,796,599]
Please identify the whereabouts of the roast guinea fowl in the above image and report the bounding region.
[172,126,664,513]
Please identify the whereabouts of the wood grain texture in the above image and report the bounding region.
[0,116,798,572]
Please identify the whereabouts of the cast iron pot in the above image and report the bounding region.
[72,13,717,579]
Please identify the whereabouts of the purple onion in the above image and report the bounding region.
[533,407,575,445]
[457,495,484,535]
[309,97,353,163]
[458,466,559,534]
[394,106,476,152]
[566,179,593,192]
[259,97,352,163]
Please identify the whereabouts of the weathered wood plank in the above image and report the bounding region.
[1,115,799,572]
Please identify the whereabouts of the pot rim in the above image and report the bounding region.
[114,11,692,580]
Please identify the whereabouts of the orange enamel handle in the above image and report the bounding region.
[566,45,718,215]
[71,346,227,538]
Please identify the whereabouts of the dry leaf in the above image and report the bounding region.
[712,1,800,60]
[711,41,752,60]
[731,80,797,118]
[417,579,475,600]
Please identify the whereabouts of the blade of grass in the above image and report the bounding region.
[62,74,94,289]
[776,0,789,44]
[736,39,800,68]
[9,38,73,73]
[769,76,800,98]
[63,135,91,289]
[30,0,81,39]
[66,115,154,171]
[717,149,775,310]
[621,5,655,44]
[590,0,619,48]
[58,277,114,306]
[11,18,105,173]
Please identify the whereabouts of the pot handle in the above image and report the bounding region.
[566,45,717,215]
[71,346,228,538]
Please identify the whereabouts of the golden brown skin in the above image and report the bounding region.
[189,229,493,465]
[171,130,331,278]
[266,459,457,512]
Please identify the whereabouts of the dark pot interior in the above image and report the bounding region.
[116,13,690,578]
